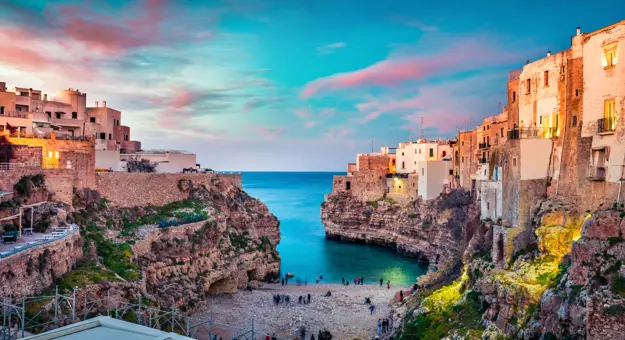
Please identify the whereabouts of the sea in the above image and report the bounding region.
[241,172,427,287]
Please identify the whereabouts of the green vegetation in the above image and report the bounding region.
[14,174,45,197]
[53,260,119,293]
[604,304,625,316]
[229,231,252,251]
[82,222,139,281]
[608,237,624,246]
[121,199,206,236]
[611,276,625,297]
[257,236,272,251]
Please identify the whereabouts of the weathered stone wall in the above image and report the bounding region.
[357,154,389,172]
[96,172,242,208]
[458,130,477,190]
[0,143,42,165]
[0,169,80,205]
[502,140,521,227]
[347,163,357,174]
[0,232,83,298]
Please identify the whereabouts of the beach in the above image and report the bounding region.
[196,282,405,339]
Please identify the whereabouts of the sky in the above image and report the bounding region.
[0,0,624,171]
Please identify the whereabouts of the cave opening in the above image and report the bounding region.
[496,233,504,265]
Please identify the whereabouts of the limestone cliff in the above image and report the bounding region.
[321,190,480,274]
[66,176,281,311]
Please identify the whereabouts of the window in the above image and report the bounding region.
[605,99,616,119]
[605,49,616,68]
[512,91,516,102]
[401,152,404,156]
[421,168,424,176]
[575,89,579,97]
[55,112,61,119]
[419,149,421,154]
[46,111,51,118]
[526,79,531,93]
[513,158,517,166]
[20,92,28,96]
[442,151,447,157]
[72,112,77,119]
[415,149,417,154]
[429,148,433,157]
[90,117,96,123]
[402,161,405,169]
[539,116,542,124]
[449,169,453,175]
[487,125,490,130]
[346,181,351,190]
[483,126,486,131]
[544,70,549,86]
[108,133,112,140]
[99,133,105,139]
[572,115,578,127]
[66,160,72,169]
[561,66,565,73]
[500,128,503,136]
[0,106,3,115]
[414,161,416,165]
[462,141,464,146]
[462,157,464,163]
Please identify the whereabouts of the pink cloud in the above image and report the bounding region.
[317,42,346,55]
[249,126,286,140]
[304,121,320,129]
[301,39,519,99]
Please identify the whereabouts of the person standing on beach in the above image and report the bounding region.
[380,277,383,287]
[341,277,345,285]
[316,276,319,284]
[377,319,382,334]
[307,293,311,304]
[387,280,390,289]
[281,278,284,286]
[361,277,364,285]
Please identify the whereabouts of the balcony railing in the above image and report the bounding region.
[0,111,30,119]
[586,165,606,181]
[507,127,559,140]
[598,117,616,134]
[479,143,490,149]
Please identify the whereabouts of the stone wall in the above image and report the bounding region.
[458,130,477,190]
[0,231,83,298]
[357,154,389,172]
[0,142,42,165]
[347,163,357,174]
[96,172,243,208]
[0,169,80,205]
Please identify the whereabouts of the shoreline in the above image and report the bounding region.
[197,283,405,339]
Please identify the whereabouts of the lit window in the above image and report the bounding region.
[55,151,59,158]
[605,99,616,119]
[605,48,617,68]
[48,151,52,158]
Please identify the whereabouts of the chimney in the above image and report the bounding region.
[103,100,107,108]
[0,82,5,92]
[576,27,581,36]
[95,101,99,108]
[547,51,551,57]
[43,94,47,101]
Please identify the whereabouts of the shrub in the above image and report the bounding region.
[611,276,625,297]
[126,156,157,173]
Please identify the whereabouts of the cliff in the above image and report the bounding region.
[321,190,480,271]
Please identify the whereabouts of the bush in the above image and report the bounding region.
[611,276,625,297]
[126,156,157,173]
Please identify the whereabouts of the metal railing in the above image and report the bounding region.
[478,143,490,149]
[506,127,559,140]
[598,117,616,134]
[0,288,291,340]
[0,225,79,259]
[586,165,606,181]
[0,111,29,119]
[0,163,40,171]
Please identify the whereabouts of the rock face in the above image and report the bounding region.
[524,209,625,340]
[321,190,480,271]
[67,176,281,311]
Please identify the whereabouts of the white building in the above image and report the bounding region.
[96,149,198,173]
[580,20,625,184]
[395,138,452,175]
[416,160,454,200]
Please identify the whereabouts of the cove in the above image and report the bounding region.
[242,172,428,286]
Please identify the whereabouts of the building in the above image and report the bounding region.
[458,129,477,192]
[96,149,198,173]
[24,316,193,340]
[395,138,453,175]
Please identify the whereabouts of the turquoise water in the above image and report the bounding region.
[241,172,427,287]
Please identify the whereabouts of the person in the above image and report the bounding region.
[382,319,387,333]
[320,274,323,280]
[266,336,270,340]
[369,304,375,315]
[353,278,357,285]
[399,290,404,301]
[281,278,284,286]
[271,335,277,340]
[387,280,390,289]
[377,319,382,334]
[311,334,315,340]
[346,281,349,286]
[380,277,383,287]
[213,336,217,340]
[307,293,311,304]
[361,277,364,285]
[341,277,345,285]
[299,296,303,304]
[316,276,319,284]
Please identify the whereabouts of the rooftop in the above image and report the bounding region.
[24,316,193,340]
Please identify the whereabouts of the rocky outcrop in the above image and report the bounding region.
[524,209,625,340]
[321,190,480,270]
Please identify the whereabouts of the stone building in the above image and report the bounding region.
[458,129,477,192]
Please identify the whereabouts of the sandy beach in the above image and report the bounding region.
[196,282,404,339]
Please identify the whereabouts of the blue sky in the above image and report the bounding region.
[0,0,623,171]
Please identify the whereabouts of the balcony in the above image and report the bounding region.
[479,143,490,149]
[32,112,50,123]
[507,127,559,140]
[0,111,30,119]
[598,117,616,134]
[586,165,606,181]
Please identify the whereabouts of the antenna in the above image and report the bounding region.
[408,128,411,142]
[371,139,374,153]
[420,116,424,139]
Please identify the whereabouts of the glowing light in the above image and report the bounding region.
[47,151,52,158]
[54,151,59,159]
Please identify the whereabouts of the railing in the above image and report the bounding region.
[0,287,292,340]
[0,162,40,171]
[0,111,29,119]
[598,117,616,134]
[506,127,559,140]
[0,224,79,259]
[586,165,606,181]
[478,143,490,149]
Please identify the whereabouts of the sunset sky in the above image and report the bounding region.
[1,0,623,171]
